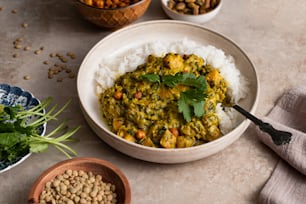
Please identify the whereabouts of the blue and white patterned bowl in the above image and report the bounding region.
[0,84,46,173]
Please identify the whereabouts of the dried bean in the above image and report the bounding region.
[167,0,219,15]
[39,170,118,204]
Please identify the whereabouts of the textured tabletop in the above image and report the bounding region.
[0,0,305,203]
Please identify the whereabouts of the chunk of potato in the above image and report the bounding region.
[160,129,177,148]
[163,53,184,74]
[176,136,195,148]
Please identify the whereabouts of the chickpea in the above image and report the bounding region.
[136,129,146,139]
[95,0,104,8]
[81,0,141,9]
[83,0,93,6]
[114,91,123,100]
[176,2,186,10]
[169,128,179,137]
[133,91,142,99]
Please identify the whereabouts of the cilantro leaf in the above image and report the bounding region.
[182,89,207,100]
[179,90,206,122]
[180,74,207,91]
[178,94,192,123]
[140,74,160,83]
[0,98,80,165]
[192,101,205,118]
[163,73,184,87]
[29,143,49,153]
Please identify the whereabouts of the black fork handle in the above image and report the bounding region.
[233,105,292,145]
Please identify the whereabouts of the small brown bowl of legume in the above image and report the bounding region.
[161,0,222,24]
[28,157,131,204]
[74,0,151,29]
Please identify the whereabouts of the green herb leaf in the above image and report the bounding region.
[29,143,48,153]
[179,90,207,122]
[0,132,23,148]
[178,95,192,123]
[180,74,207,91]
[192,101,205,118]
[140,74,161,83]
[163,73,184,87]
[4,105,22,120]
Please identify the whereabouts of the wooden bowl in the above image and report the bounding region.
[74,0,151,29]
[28,157,131,204]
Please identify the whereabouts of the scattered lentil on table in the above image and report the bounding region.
[21,22,28,28]
[23,75,30,80]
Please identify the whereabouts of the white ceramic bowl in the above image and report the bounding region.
[77,20,259,164]
[161,0,222,24]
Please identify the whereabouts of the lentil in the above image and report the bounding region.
[21,22,28,28]
[23,75,30,80]
[24,46,31,51]
[34,50,41,55]
[14,44,22,49]
[68,72,76,79]
[39,170,118,204]
[15,38,23,42]
[50,52,56,58]
[11,9,17,14]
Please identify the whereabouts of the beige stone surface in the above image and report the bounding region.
[0,0,305,203]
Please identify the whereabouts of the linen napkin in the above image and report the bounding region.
[255,86,306,204]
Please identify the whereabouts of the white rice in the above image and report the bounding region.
[95,38,249,134]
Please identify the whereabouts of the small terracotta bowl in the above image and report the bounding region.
[28,157,131,204]
[75,0,151,29]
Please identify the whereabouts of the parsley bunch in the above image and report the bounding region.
[141,73,208,122]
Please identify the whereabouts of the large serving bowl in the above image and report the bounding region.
[77,20,259,164]
[74,0,151,29]
[0,84,46,173]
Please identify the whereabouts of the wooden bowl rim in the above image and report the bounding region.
[28,157,131,204]
[76,0,150,11]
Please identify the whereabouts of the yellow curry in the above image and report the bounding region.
[99,53,228,148]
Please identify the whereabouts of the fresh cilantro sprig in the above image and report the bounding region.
[141,73,208,122]
[0,97,80,166]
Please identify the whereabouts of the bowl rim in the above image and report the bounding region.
[77,20,259,161]
[161,0,223,17]
[76,0,150,11]
[28,157,131,204]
